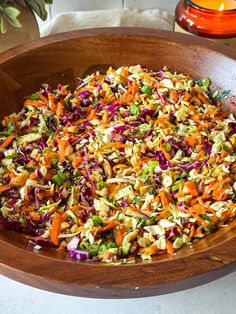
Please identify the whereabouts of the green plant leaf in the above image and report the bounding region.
[44,0,53,4]
[0,1,10,6]
[4,6,22,28]
[0,16,8,33]
[4,6,21,18]
[14,0,27,7]
[26,0,47,21]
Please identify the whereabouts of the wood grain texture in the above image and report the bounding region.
[0,28,236,298]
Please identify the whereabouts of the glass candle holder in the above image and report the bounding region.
[174,0,236,48]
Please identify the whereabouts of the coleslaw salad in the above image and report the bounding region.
[0,65,235,263]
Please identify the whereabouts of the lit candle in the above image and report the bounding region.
[175,0,236,48]
[191,0,235,11]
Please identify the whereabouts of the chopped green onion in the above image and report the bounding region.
[122,242,131,255]
[52,171,66,187]
[114,185,134,200]
[139,123,151,133]
[23,167,35,173]
[141,85,153,96]
[164,142,172,152]
[173,174,180,181]
[64,97,72,109]
[108,247,118,254]
[143,160,158,178]
[98,243,108,255]
[70,224,78,233]
[92,215,105,227]
[130,102,139,115]
[172,184,180,191]
[180,171,188,179]
[107,242,117,249]
[88,244,100,257]
[80,241,89,250]
[201,214,211,221]
[30,93,40,101]
[201,77,211,87]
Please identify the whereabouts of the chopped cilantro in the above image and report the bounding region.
[30,93,40,101]
[52,171,66,186]
[0,122,15,136]
[215,90,230,100]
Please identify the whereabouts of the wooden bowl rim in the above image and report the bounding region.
[0,28,236,298]
[0,27,236,62]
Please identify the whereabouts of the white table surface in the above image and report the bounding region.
[1,271,236,314]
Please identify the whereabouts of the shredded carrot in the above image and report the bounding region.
[36,92,48,104]
[160,142,171,161]
[114,228,124,247]
[22,206,34,213]
[51,212,61,246]
[159,190,170,207]
[212,187,227,201]
[97,142,130,152]
[72,156,84,168]
[196,144,203,153]
[29,212,40,222]
[72,204,89,212]
[149,244,159,254]
[113,164,129,171]
[189,105,198,115]
[10,172,28,186]
[11,117,18,125]
[170,91,178,102]
[9,170,16,179]
[154,116,168,127]
[4,116,10,125]
[74,119,86,125]
[190,115,201,125]
[94,220,119,237]
[166,239,174,255]
[198,92,210,105]
[158,205,170,219]
[87,108,96,120]
[56,101,64,117]
[58,139,73,162]
[184,182,198,197]
[214,112,228,120]
[44,151,59,168]
[189,225,195,237]
[183,92,191,102]
[24,100,44,107]
[185,136,197,147]
[60,212,67,222]
[136,159,148,167]
[194,225,203,237]
[48,94,57,112]
[0,135,14,148]
[0,185,11,193]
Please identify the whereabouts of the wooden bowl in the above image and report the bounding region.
[0,28,236,299]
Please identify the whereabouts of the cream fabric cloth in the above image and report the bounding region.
[41,9,174,36]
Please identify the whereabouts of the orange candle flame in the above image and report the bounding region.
[190,0,236,10]
[219,3,225,11]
